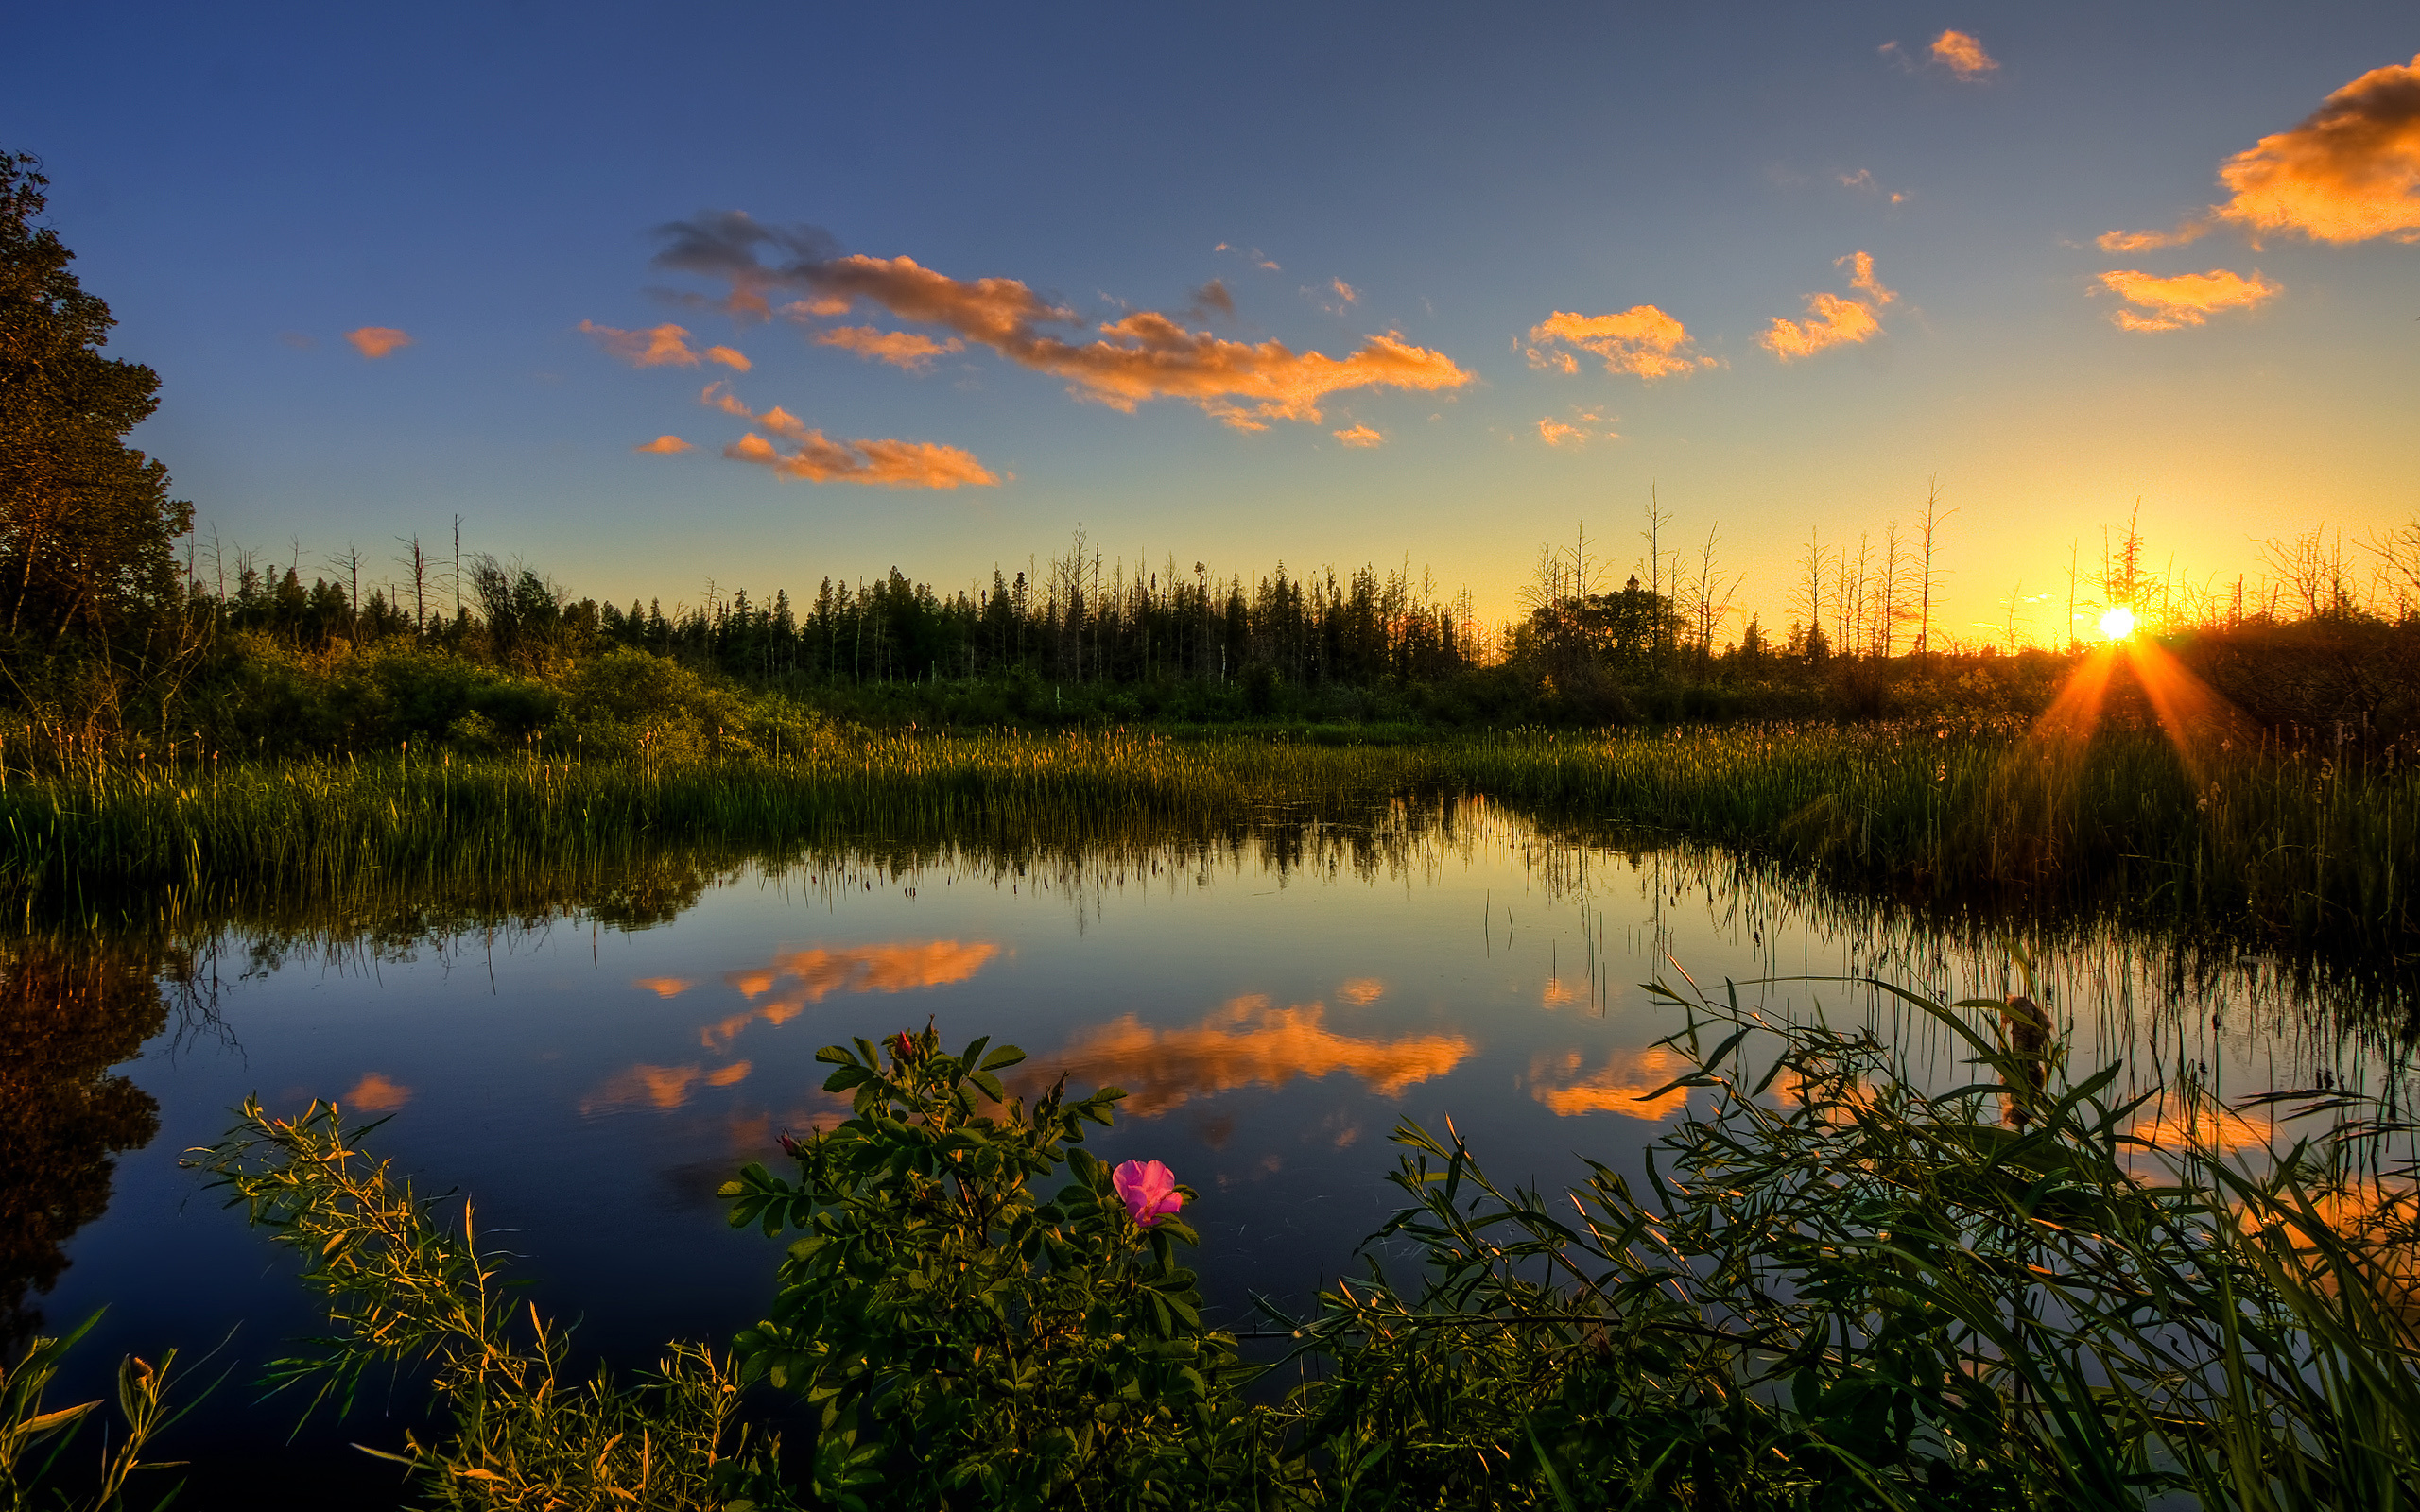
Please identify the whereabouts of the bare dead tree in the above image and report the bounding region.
[1916,479,1954,658]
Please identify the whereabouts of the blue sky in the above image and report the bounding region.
[8,2,2414,642]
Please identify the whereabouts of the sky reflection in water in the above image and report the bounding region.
[26,799,2411,1457]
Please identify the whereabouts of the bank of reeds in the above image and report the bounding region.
[1,722,2409,951]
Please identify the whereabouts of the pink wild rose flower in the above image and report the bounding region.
[1113,1159,1184,1228]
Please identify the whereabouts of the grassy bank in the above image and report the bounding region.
[1,722,2411,952]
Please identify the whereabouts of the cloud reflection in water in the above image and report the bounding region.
[1025,994,1472,1116]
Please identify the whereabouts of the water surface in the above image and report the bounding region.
[14,798,2408,1491]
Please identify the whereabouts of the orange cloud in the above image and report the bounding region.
[1538,418,1586,448]
[650,219,1471,429]
[2100,54,2420,249]
[632,436,693,455]
[1332,423,1384,448]
[343,1072,412,1112]
[633,975,694,995]
[1338,978,1384,1005]
[1524,305,1712,380]
[1930,29,1997,78]
[723,430,998,488]
[344,326,412,359]
[814,325,968,370]
[1529,1045,1691,1119]
[1839,250,1896,306]
[2211,53,2420,244]
[702,940,1002,1050]
[705,345,752,370]
[580,319,714,368]
[1331,277,1359,304]
[1022,995,1473,1116]
[2096,267,2280,331]
[1759,290,1882,360]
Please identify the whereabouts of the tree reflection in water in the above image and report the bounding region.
[0,940,170,1351]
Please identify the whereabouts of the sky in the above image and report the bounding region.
[7,2,2415,644]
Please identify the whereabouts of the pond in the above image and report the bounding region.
[12,796,2410,1500]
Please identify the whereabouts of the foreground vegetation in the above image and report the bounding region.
[18,976,2419,1508]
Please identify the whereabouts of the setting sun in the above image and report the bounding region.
[2099,607,2137,642]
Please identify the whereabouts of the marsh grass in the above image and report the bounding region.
[1,723,2408,952]
[1261,974,2420,1509]
[184,1098,775,1511]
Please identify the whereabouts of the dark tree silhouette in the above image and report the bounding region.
[0,152,191,649]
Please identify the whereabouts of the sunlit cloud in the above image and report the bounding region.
[1022,995,1473,1116]
[633,975,694,996]
[1524,305,1713,380]
[343,1072,412,1112]
[1930,29,1998,78]
[723,429,998,488]
[2096,267,2280,332]
[1759,252,1894,362]
[344,326,413,359]
[1332,277,1359,304]
[2212,53,2420,244]
[1536,407,1618,448]
[1338,978,1384,1005]
[698,382,998,488]
[702,940,1002,1050]
[632,436,693,455]
[1332,423,1385,448]
[1840,249,1896,306]
[2101,53,2420,249]
[579,319,709,368]
[649,216,1472,430]
[704,345,752,370]
[1529,1046,1691,1119]
[813,325,968,370]
[1760,299,1880,360]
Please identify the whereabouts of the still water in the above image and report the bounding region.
[17,797,2408,1488]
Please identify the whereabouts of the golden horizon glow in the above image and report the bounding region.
[2099,606,2137,641]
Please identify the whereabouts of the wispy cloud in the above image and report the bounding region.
[724,429,999,488]
[2100,53,2420,249]
[2095,267,2281,332]
[704,345,751,371]
[1930,29,1998,79]
[344,326,413,359]
[1332,423,1384,448]
[633,435,694,454]
[813,325,967,370]
[699,381,998,487]
[579,319,717,368]
[649,217,1473,431]
[1537,407,1618,448]
[1524,305,1713,380]
[1758,252,1893,361]
[1839,168,1910,205]
[1186,279,1236,320]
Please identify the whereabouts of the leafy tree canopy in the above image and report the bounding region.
[1,151,190,648]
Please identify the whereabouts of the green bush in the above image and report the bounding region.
[718,1025,1248,1509]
